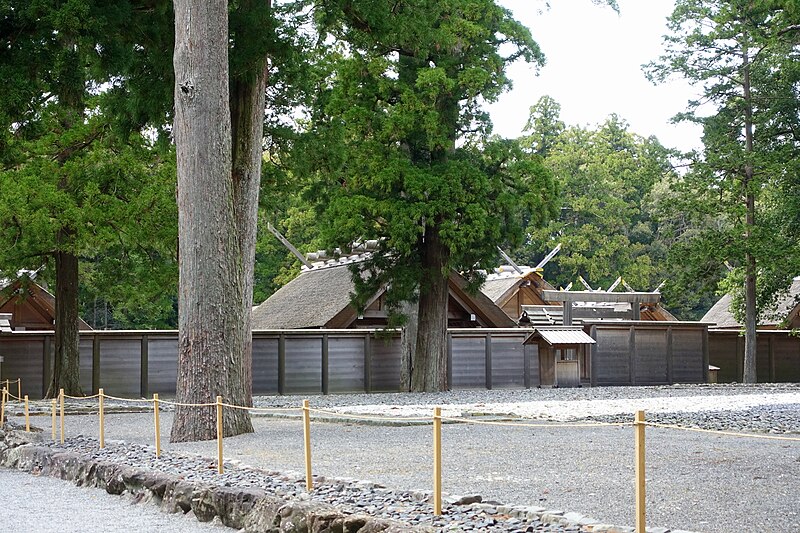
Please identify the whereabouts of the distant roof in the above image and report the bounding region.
[702,276,800,328]
[251,263,357,329]
[524,326,596,346]
[481,276,521,303]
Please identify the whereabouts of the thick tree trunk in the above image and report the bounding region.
[411,224,450,392]
[48,249,82,397]
[171,0,253,442]
[742,46,757,384]
[229,60,269,409]
[399,298,419,391]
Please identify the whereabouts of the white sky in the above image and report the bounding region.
[487,0,703,153]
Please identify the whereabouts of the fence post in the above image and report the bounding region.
[433,406,442,516]
[635,410,646,533]
[153,393,161,457]
[17,378,21,403]
[1,387,5,426]
[98,388,105,449]
[59,388,65,443]
[51,399,56,440]
[303,399,313,491]
[24,395,29,432]
[216,395,223,474]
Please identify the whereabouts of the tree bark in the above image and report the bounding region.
[399,298,419,391]
[48,248,82,397]
[742,44,757,384]
[171,0,253,442]
[411,224,450,392]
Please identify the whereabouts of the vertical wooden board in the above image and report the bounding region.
[756,336,771,383]
[79,336,94,394]
[98,338,141,397]
[708,333,739,382]
[490,334,526,388]
[525,344,539,386]
[0,337,46,399]
[671,329,704,383]
[252,336,279,395]
[773,336,800,382]
[450,335,486,389]
[284,337,322,394]
[147,337,179,395]
[634,329,668,385]
[328,336,364,393]
[593,328,630,385]
[371,335,402,392]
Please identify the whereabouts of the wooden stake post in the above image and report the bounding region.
[24,395,29,432]
[0,388,6,426]
[153,393,161,457]
[433,406,442,516]
[59,388,65,443]
[635,410,646,533]
[302,399,313,491]
[17,379,21,403]
[216,396,223,474]
[98,389,105,449]
[51,399,56,440]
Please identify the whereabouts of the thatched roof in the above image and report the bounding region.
[481,276,521,303]
[702,276,800,329]
[251,264,358,329]
[251,259,516,330]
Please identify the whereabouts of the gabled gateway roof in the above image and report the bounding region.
[523,326,596,346]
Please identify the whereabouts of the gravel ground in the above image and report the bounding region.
[5,384,800,532]
[0,469,230,533]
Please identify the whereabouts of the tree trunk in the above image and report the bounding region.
[171,0,253,442]
[229,56,269,410]
[399,298,419,391]
[48,248,82,397]
[742,44,757,384]
[411,224,450,392]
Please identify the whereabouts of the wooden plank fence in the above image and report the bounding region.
[0,323,715,400]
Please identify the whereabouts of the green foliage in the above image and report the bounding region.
[293,0,556,319]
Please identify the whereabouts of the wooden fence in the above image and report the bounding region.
[708,329,800,383]
[0,323,711,400]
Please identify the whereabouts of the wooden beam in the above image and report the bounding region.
[543,290,661,304]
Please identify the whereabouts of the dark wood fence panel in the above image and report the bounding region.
[490,333,526,389]
[635,328,668,385]
[79,338,94,394]
[328,336,365,393]
[708,333,738,382]
[669,328,705,384]
[284,336,323,394]
[252,336,279,395]
[148,337,179,395]
[370,335,402,392]
[0,337,43,398]
[592,327,630,386]
[774,336,800,382]
[450,335,486,389]
[98,337,141,398]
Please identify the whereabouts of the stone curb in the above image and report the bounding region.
[0,426,432,533]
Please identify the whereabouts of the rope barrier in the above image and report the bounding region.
[309,407,430,423]
[229,404,300,413]
[99,394,153,403]
[63,393,101,400]
[440,416,628,429]
[157,399,219,408]
[5,391,23,401]
[644,421,800,442]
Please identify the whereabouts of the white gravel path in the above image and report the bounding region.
[0,469,230,533]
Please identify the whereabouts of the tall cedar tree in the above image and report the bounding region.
[298,0,558,391]
[170,0,273,441]
[0,1,176,396]
[646,0,800,381]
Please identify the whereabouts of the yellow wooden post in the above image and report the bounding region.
[59,388,65,443]
[0,387,6,426]
[51,399,57,440]
[433,406,442,516]
[635,410,646,533]
[98,388,105,449]
[24,395,29,432]
[216,395,223,474]
[302,399,313,491]
[153,393,161,457]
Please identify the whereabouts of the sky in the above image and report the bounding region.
[487,0,704,153]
